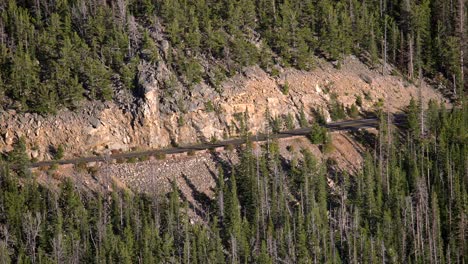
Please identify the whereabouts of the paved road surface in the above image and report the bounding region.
[28,114,406,168]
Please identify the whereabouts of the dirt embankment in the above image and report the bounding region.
[31,131,368,221]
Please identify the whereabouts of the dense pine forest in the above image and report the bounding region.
[0,0,467,263]
[0,0,465,113]
[0,101,466,263]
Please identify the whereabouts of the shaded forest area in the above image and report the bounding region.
[0,0,465,113]
[0,100,466,263]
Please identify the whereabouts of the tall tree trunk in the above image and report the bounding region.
[383,17,388,75]
[382,0,388,75]
[408,35,414,79]
[386,100,391,194]
[457,0,465,90]
[400,31,405,70]
[419,77,424,135]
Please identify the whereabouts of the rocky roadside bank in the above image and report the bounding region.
[0,56,445,162]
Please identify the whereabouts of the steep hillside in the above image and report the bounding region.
[1,106,466,263]
[33,132,366,220]
[0,2,466,262]
[0,0,460,161]
[0,56,445,160]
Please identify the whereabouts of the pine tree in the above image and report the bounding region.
[226,172,242,240]
[83,57,112,101]
[296,211,310,264]
[7,48,40,111]
[406,97,420,137]
[7,137,30,177]
[443,37,462,96]
[256,240,272,264]
[185,8,202,54]
[318,1,341,60]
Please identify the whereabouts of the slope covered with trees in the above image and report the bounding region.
[0,102,466,263]
[0,0,465,113]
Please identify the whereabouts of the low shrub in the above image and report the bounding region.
[155,152,166,160]
[322,134,335,154]
[270,116,283,133]
[139,155,149,162]
[205,101,215,112]
[210,135,218,143]
[225,144,235,152]
[52,144,64,160]
[299,108,308,127]
[282,81,289,95]
[329,101,347,121]
[347,104,359,118]
[364,91,372,101]
[76,162,87,173]
[127,157,137,163]
[178,116,185,127]
[355,95,363,107]
[284,113,295,130]
[309,123,328,144]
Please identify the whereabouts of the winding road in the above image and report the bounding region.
[28,114,406,168]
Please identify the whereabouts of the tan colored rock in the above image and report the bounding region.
[0,56,446,161]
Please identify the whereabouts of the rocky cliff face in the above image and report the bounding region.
[0,56,445,161]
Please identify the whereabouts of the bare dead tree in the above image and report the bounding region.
[386,95,392,194]
[127,15,140,58]
[115,0,127,28]
[418,53,425,136]
[0,226,10,264]
[33,0,41,18]
[230,234,238,264]
[399,30,405,70]
[218,176,225,221]
[381,240,385,264]
[52,233,65,264]
[71,0,89,35]
[0,20,6,46]
[119,193,124,228]
[70,235,81,264]
[23,211,42,264]
[431,197,439,264]
[289,221,296,263]
[456,0,465,89]
[408,35,414,80]
[402,203,408,264]
[382,1,388,75]
[271,0,277,22]
[0,226,8,251]
[95,197,108,258]
[255,135,264,238]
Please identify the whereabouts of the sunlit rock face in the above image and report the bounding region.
[0,56,445,160]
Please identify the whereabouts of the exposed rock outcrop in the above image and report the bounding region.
[0,56,445,161]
